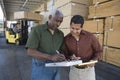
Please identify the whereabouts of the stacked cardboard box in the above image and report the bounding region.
[87,0,120,67]
[14,11,42,21]
[60,16,72,29]
[55,0,92,8]
[58,3,88,18]
[83,19,104,33]
[59,28,70,36]
[104,16,120,48]
[59,16,71,36]
[83,19,104,46]
[55,0,91,36]
[88,0,120,18]
[103,47,120,67]
[35,2,47,12]
[92,0,110,4]
[93,34,103,46]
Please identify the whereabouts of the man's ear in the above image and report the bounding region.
[49,15,52,20]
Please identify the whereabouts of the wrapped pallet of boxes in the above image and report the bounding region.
[83,19,104,33]
[103,47,120,67]
[58,2,88,18]
[88,0,120,19]
[54,0,92,8]
[14,11,42,21]
[104,16,120,48]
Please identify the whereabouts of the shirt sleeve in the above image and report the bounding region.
[25,27,40,49]
[91,34,103,60]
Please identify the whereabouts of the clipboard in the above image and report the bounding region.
[45,60,98,67]
[45,60,82,67]
[77,60,98,66]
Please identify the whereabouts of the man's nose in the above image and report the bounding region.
[72,29,77,33]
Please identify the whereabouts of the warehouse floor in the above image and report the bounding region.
[0,32,120,80]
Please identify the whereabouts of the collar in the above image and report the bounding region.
[68,30,87,37]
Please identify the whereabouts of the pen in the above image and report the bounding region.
[56,50,60,54]
[56,50,66,61]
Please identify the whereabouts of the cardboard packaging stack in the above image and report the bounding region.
[84,0,120,67]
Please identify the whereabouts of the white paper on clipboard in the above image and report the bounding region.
[45,60,82,67]
[45,60,98,67]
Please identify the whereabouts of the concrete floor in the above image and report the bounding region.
[0,37,31,80]
[0,33,120,80]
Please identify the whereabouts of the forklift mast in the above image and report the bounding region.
[20,20,28,45]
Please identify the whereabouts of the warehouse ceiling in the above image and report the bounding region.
[0,0,47,20]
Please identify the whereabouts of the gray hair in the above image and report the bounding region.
[49,9,63,17]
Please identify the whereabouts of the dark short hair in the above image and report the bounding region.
[70,15,84,28]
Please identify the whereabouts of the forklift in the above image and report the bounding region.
[5,23,21,45]
[5,20,29,45]
[5,11,42,45]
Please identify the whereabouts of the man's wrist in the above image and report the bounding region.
[45,54,53,61]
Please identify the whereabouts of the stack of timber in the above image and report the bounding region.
[54,0,91,36]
